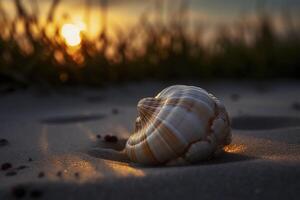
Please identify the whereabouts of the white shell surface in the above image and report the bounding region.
[125,85,231,165]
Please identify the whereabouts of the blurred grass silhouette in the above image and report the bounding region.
[0,0,299,89]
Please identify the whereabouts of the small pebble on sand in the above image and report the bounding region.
[38,172,45,178]
[28,157,33,162]
[292,102,300,111]
[30,189,43,198]
[11,185,27,198]
[104,135,118,143]
[0,138,9,146]
[6,171,17,176]
[1,162,12,170]
[16,165,28,170]
[74,172,80,178]
[56,171,62,177]
[96,134,101,139]
[112,108,119,115]
[1,87,16,94]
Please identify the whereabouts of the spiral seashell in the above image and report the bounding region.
[125,85,231,165]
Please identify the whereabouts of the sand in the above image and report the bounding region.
[0,81,300,199]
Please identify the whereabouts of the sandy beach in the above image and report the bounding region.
[0,81,300,199]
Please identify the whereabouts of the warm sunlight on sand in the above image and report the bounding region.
[61,23,83,47]
[224,144,246,153]
[105,161,145,177]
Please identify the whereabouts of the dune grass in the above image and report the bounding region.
[0,0,299,89]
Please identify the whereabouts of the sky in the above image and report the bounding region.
[1,0,299,37]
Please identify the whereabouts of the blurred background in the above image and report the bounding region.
[0,0,299,89]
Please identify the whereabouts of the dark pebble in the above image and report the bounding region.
[56,171,62,177]
[30,189,43,198]
[7,87,16,93]
[104,135,118,143]
[38,172,45,178]
[1,162,12,170]
[292,102,300,111]
[11,185,27,198]
[74,172,80,178]
[96,134,101,139]
[112,108,119,115]
[16,165,28,170]
[6,171,17,176]
[0,138,9,146]
[230,94,240,101]
[28,157,33,162]
[1,87,16,94]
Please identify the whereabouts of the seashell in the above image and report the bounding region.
[125,85,231,165]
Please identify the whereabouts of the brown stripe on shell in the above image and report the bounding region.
[164,98,214,121]
[142,140,160,164]
[130,147,137,162]
[152,118,186,156]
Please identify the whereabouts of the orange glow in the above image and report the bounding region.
[43,155,103,183]
[224,144,246,153]
[61,23,83,46]
[105,161,145,177]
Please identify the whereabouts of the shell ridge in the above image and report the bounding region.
[147,131,178,163]
[165,96,215,117]
[158,87,209,99]
[156,85,209,98]
[155,116,189,150]
[162,97,215,129]
[143,139,160,163]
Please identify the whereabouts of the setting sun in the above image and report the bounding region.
[61,23,82,46]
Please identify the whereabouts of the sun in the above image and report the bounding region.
[61,23,82,47]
